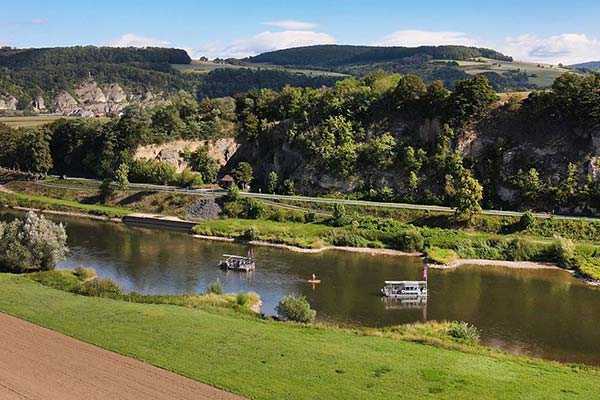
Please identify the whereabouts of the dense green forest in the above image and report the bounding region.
[2,70,600,215]
[196,68,341,99]
[247,45,512,68]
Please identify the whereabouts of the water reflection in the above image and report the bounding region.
[2,211,600,365]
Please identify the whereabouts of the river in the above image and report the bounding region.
[3,211,600,365]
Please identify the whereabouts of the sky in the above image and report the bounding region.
[2,0,600,64]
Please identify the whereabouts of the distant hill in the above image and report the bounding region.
[246,44,513,68]
[245,45,577,91]
[571,61,600,71]
[0,46,341,114]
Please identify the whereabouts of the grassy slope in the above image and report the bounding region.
[0,190,131,218]
[0,274,598,400]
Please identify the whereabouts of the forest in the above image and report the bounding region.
[1,71,600,216]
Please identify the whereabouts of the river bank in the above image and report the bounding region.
[3,203,600,286]
[1,273,598,399]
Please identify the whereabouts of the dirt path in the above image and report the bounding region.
[0,313,245,400]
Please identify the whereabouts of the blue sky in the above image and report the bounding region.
[2,0,600,64]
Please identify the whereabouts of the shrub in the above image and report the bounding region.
[73,267,97,281]
[206,279,223,295]
[392,229,425,252]
[304,211,317,223]
[276,295,316,323]
[447,321,480,344]
[0,211,68,273]
[235,292,260,308]
[426,247,459,265]
[330,203,350,227]
[129,158,178,185]
[240,227,259,241]
[551,236,575,267]
[506,237,542,261]
[75,278,122,298]
[244,198,266,219]
[519,211,536,231]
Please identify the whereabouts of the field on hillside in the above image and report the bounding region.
[173,61,349,78]
[450,58,573,87]
[0,115,71,128]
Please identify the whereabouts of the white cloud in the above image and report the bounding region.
[109,33,171,48]
[500,33,600,65]
[378,30,480,47]
[263,20,318,31]
[30,18,48,25]
[196,30,336,59]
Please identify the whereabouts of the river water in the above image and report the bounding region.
[3,211,600,365]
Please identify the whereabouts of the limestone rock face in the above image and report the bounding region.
[0,94,18,111]
[104,84,127,103]
[32,96,46,112]
[135,138,238,173]
[75,81,107,105]
[53,91,79,114]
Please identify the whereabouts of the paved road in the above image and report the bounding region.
[16,172,600,223]
[0,313,245,400]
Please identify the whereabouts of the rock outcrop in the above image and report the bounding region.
[47,80,158,117]
[135,138,239,172]
[0,94,18,111]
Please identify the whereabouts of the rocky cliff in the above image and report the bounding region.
[50,80,162,117]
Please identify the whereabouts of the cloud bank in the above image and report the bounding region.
[378,30,480,47]
[197,30,335,59]
[263,20,317,31]
[501,33,600,65]
[109,33,171,48]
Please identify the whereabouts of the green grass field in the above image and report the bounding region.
[449,57,574,87]
[0,273,598,400]
[0,115,71,128]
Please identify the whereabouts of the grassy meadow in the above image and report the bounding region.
[0,273,598,400]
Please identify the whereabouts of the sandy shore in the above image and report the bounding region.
[431,259,563,270]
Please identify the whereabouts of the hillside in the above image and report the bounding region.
[572,61,600,71]
[0,46,343,115]
[246,45,575,91]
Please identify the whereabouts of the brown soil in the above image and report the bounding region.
[0,313,245,400]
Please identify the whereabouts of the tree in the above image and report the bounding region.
[449,75,497,126]
[445,169,483,222]
[233,162,254,188]
[283,179,295,195]
[114,163,129,191]
[0,212,68,273]
[267,171,279,194]
[185,146,219,183]
[18,128,53,174]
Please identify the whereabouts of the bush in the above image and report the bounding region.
[392,229,425,252]
[0,211,68,273]
[426,247,459,265]
[276,295,316,323]
[304,211,317,223]
[240,227,259,241]
[330,203,350,227]
[73,267,97,281]
[206,279,223,295]
[28,270,81,292]
[447,321,480,344]
[129,158,178,185]
[235,292,260,308]
[552,236,575,267]
[519,211,536,231]
[75,278,122,298]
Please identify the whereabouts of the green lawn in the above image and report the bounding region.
[194,218,335,248]
[0,191,131,218]
[0,274,598,399]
